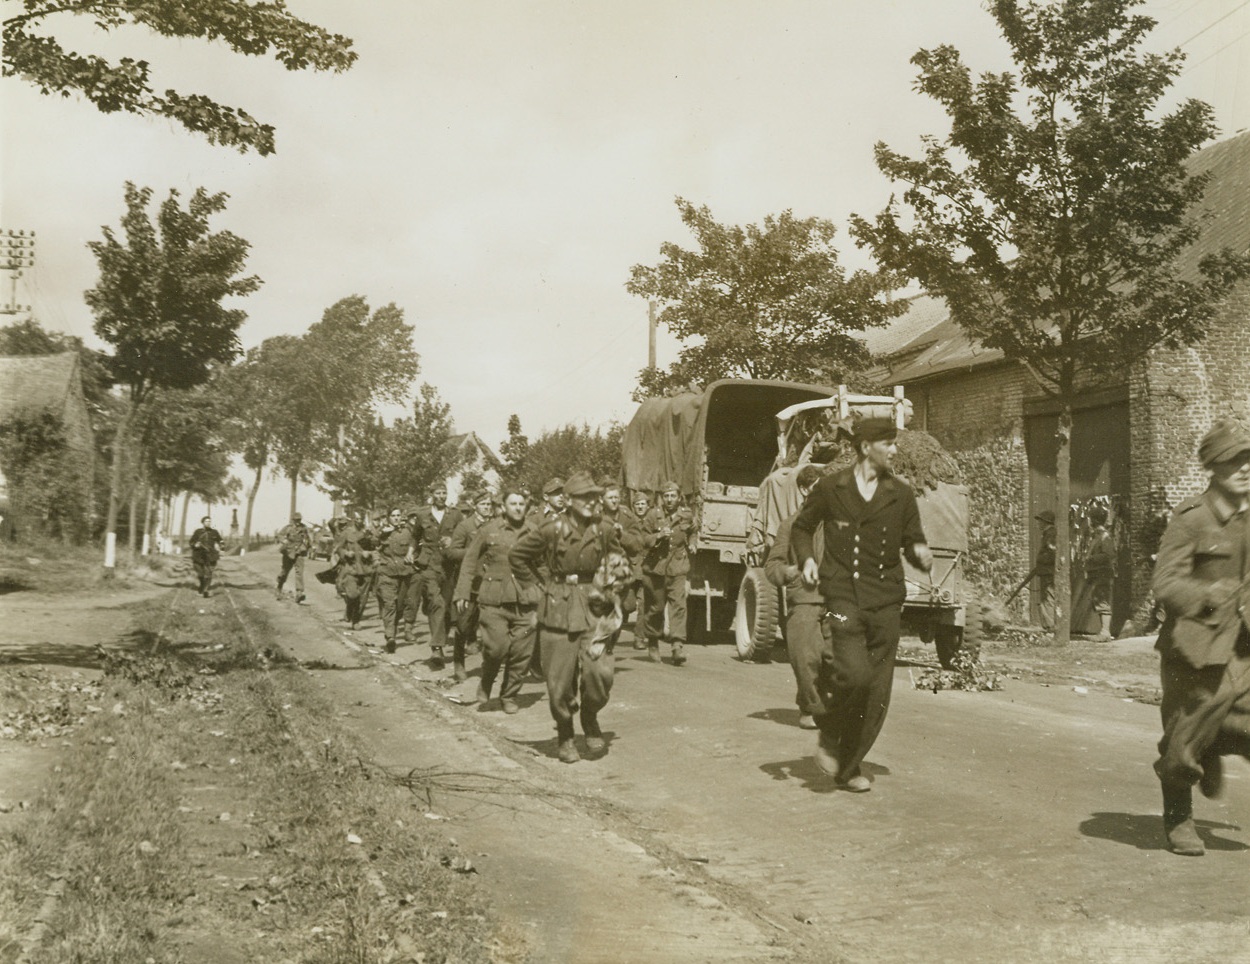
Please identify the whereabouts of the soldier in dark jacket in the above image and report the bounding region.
[455,487,534,712]
[189,516,224,597]
[409,484,463,669]
[510,472,625,764]
[639,481,696,665]
[333,513,374,630]
[1151,420,1250,856]
[375,507,416,653]
[445,491,494,681]
[765,465,825,729]
[275,512,312,602]
[792,417,932,792]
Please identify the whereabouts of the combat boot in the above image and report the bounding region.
[1163,783,1204,856]
[671,642,686,666]
[581,709,606,757]
[452,636,467,681]
[647,640,660,662]
[429,646,445,670]
[556,722,579,764]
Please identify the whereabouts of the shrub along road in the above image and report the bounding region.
[264,546,1250,964]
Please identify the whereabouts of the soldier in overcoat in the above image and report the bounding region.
[510,472,624,764]
[454,487,534,713]
[639,481,696,665]
[1151,420,1250,856]
[791,417,932,792]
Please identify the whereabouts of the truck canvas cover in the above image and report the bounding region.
[620,393,705,496]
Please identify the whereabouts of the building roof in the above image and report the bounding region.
[448,431,505,472]
[0,352,81,422]
[861,128,1250,385]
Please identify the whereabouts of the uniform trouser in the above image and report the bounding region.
[786,602,828,717]
[1037,576,1055,630]
[376,572,411,644]
[277,553,305,594]
[193,561,215,593]
[479,604,537,701]
[1155,639,1250,804]
[410,567,448,649]
[642,572,687,644]
[542,627,614,738]
[814,601,901,779]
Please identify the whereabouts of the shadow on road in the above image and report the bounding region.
[748,707,806,728]
[758,757,891,793]
[1079,812,1248,852]
[513,728,619,762]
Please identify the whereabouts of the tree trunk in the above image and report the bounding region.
[127,482,140,555]
[102,398,136,575]
[142,485,156,555]
[242,462,263,554]
[1054,406,1073,646]
[179,491,191,552]
[288,465,300,519]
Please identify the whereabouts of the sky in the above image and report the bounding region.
[2,0,1249,531]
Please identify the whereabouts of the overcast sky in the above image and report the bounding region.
[3,0,1248,526]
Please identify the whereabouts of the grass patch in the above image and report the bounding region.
[0,538,159,595]
[0,593,514,964]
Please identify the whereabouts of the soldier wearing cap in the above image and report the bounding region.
[454,486,535,713]
[276,511,313,602]
[1151,419,1250,856]
[640,481,696,664]
[510,471,624,763]
[333,512,375,630]
[601,482,646,631]
[525,476,566,530]
[410,483,464,670]
[375,506,416,653]
[445,489,496,681]
[791,416,932,792]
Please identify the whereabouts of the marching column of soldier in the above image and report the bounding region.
[231,415,1250,852]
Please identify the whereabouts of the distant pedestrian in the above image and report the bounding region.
[764,465,825,730]
[791,417,932,792]
[189,516,224,597]
[275,512,312,602]
[454,487,535,713]
[510,472,625,763]
[639,481,695,665]
[1151,420,1250,856]
[1084,504,1115,640]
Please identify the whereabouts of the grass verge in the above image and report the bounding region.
[0,592,517,964]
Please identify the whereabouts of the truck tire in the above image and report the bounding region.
[735,567,778,662]
[935,598,982,669]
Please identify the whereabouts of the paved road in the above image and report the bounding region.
[247,549,1250,963]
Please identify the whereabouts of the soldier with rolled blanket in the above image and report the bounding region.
[510,472,627,763]
[454,487,535,714]
[1151,419,1250,856]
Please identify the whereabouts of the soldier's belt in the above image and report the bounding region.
[562,572,598,585]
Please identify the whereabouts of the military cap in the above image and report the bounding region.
[1034,510,1055,525]
[660,481,680,495]
[1198,420,1250,467]
[564,471,604,497]
[292,512,303,522]
[542,477,566,496]
[850,417,898,444]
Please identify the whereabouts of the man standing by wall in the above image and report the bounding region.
[276,512,312,603]
[189,515,224,597]
[1151,420,1250,856]
[510,472,624,764]
[640,481,695,665]
[791,418,932,792]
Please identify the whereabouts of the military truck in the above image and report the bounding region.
[620,379,976,666]
[735,392,977,668]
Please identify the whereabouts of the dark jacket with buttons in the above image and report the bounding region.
[453,516,527,607]
[791,466,927,610]
[509,513,623,633]
[1153,487,1250,669]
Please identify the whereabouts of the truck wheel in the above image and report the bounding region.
[735,568,778,662]
[934,598,982,669]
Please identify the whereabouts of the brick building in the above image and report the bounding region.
[863,129,1250,634]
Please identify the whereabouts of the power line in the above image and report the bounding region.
[1180,22,1250,73]
[1175,0,1250,48]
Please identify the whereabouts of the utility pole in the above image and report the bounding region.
[647,300,657,369]
[1,229,35,316]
